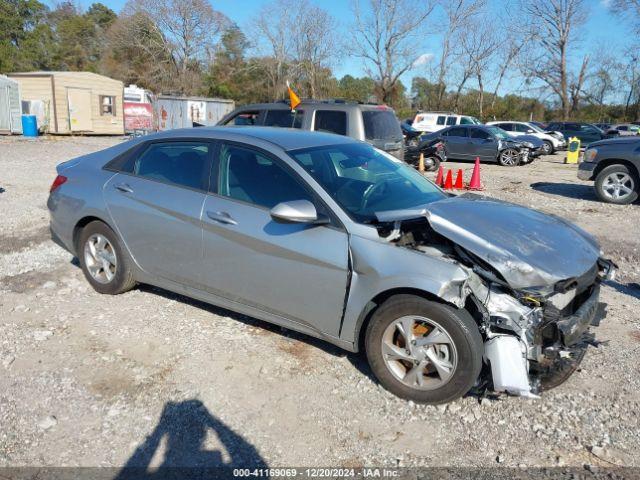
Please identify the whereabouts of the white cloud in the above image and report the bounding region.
[413,53,434,68]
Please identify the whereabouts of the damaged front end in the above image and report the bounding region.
[464,257,613,397]
[375,199,616,398]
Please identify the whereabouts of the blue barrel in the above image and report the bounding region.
[21,115,38,137]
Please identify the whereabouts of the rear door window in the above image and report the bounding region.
[264,109,304,128]
[134,142,211,191]
[444,127,467,137]
[314,110,347,136]
[470,129,490,139]
[362,110,402,140]
[446,116,457,125]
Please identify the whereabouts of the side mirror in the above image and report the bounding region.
[526,129,534,133]
[270,200,329,224]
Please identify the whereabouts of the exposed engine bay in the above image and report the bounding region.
[376,215,616,397]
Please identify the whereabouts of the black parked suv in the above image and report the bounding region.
[217,100,405,160]
[545,122,615,147]
[578,137,640,204]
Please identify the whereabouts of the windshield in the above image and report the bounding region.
[460,116,481,125]
[486,126,512,140]
[289,143,445,223]
[362,110,403,140]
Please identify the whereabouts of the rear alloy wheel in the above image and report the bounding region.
[78,221,136,295]
[365,295,483,404]
[541,140,554,155]
[498,148,520,166]
[595,164,638,204]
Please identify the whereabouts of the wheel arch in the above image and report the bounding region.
[72,215,114,254]
[353,287,450,353]
[593,158,640,179]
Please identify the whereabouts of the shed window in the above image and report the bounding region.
[100,96,115,116]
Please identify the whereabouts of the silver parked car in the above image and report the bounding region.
[48,127,615,404]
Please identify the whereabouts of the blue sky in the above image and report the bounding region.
[47,0,629,96]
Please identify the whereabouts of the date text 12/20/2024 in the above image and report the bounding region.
[232,468,400,478]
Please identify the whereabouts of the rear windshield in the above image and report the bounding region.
[264,109,304,128]
[362,110,402,140]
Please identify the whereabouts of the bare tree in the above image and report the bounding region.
[124,0,227,93]
[520,0,589,119]
[460,18,498,120]
[289,1,336,98]
[350,0,436,104]
[251,0,292,99]
[609,0,640,34]
[433,0,486,108]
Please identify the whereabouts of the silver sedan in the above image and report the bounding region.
[48,127,614,404]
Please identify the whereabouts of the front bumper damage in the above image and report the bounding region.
[469,258,615,397]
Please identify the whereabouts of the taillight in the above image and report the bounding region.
[50,175,67,193]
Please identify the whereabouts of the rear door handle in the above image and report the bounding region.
[206,211,238,225]
[114,183,133,193]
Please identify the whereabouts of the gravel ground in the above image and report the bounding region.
[0,135,639,471]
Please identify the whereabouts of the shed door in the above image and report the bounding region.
[0,87,10,131]
[67,88,93,131]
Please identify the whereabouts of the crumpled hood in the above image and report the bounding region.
[423,195,601,289]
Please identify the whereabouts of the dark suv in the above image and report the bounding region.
[578,137,640,204]
[217,100,405,160]
[545,122,612,146]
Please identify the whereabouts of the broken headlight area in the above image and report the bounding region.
[466,259,612,398]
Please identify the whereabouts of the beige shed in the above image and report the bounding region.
[9,71,124,135]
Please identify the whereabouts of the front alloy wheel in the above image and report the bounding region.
[595,164,639,204]
[365,295,483,404]
[541,140,554,155]
[498,148,520,166]
[381,316,457,390]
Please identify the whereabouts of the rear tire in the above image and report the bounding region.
[542,140,554,155]
[78,221,136,295]
[594,164,638,204]
[365,295,483,404]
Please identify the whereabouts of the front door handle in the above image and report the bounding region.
[114,183,133,193]
[206,211,238,225]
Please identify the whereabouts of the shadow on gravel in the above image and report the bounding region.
[115,399,267,479]
[530,181,599,201]
[136,283,351,360]
[605,280,640,300]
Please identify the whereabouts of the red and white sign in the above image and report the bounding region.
[124,102,154,131]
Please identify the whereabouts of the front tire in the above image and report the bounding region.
[498,148,520,166]
[365,295,483,404]
[78,220,136,295]
[594,164,638,204]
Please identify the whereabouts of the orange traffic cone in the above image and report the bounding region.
[454,169,464,189]
[468,157,483,190]
[434,165,444,186]
[443,169,454,190]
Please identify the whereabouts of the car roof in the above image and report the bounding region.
[146,126,356,151]
[231,101,391,112]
